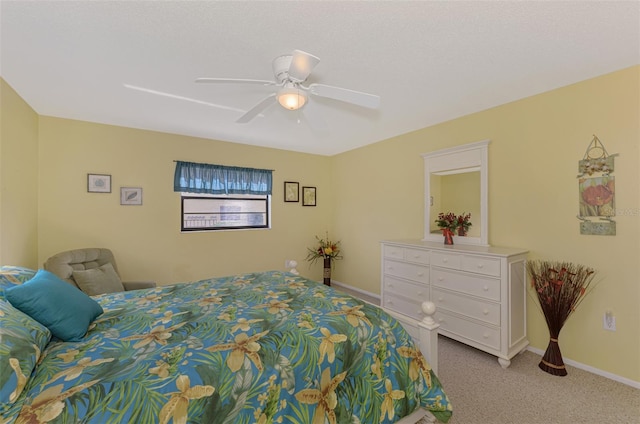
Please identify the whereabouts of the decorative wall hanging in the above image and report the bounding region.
[284,181,299,202]
[302,186,316,206]
[577,135,617,235]
[87,174,111,193]
[120,187,143,205]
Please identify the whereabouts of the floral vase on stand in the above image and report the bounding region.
[323,258,332,286]
[526,260,597,376]
[306,232,343,287]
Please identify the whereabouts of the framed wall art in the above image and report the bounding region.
[302,186,316,206]
[87,174,111,193]
[120,187,143,205]
[284,181,299,202]
[576,135,617,235]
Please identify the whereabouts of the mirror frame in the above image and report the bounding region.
[422,140,490,246]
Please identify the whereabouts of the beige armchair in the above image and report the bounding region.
[44,248,156,295]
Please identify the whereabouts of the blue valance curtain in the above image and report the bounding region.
[173,161,273,195]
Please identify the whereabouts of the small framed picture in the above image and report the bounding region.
[284,181,299,202]
[120,187,143,205]
[87,174,111,193]
[302,186,316,206]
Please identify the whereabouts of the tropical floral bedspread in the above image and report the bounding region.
[3,271,452,423]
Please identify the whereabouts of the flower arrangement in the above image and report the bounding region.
[526,260,597,376]
[435,212,473,242]
[434,212,458,232]
[305,232,343,265]
[456,212,472,236]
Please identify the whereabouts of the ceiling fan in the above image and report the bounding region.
[195,50,380,125]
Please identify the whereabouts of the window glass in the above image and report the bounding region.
[181,194,270,231]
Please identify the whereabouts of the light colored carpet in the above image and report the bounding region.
[332,284,639,423]
[434,335,640,423]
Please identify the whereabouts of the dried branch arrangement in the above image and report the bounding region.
[527,260,597,376]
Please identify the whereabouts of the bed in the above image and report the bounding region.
[0,266,452,424]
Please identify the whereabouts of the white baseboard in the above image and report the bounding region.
[526,346,640,389]
[330,279,381,303]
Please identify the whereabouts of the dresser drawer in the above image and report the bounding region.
[403,248,429,265]
[383,260,429,284]
[432,288,500,326]
[382,293,424,321]
[383,276,428,299]
[436,310,501,350]
[462,255,501,277]
[431,268,500,301]
[430,251,462,270]
[384,245,404,260]
[384,245,429,265]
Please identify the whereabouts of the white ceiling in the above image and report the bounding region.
[1,1,638,156]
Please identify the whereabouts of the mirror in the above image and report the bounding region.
[423,140,489,246]
[429,172,481,237]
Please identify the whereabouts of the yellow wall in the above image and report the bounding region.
[1,66,638,382]
[332,66,640,382]
[0,80,39,267]
[36,117,333,284]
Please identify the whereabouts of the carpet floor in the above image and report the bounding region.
[434,335,639,423]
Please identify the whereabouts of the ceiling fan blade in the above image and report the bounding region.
[195,77,276,86]
[236,93,277,123]
[124,84,247,112]
[308,84,380,109]
[288,50,320,83]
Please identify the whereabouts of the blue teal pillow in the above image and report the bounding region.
[5,270,103,342]
[0,300,51,413]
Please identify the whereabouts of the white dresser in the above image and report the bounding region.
[381,239,528,368]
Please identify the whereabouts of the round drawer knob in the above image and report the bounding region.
[438,318,444,323]
[438,277,444,282]
[417,272,424,277]
[442,258,448,263]
[417,291,424,296]
[438,297,444,302]
[477,264,484,269]
[388,283,394,288]
[483,285,489,291]
[387,300,393,305]
[483,309,489,315]
[483,333,489,339]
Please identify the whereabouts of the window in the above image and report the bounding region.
[181,194,271,231]
[174,161,273,232]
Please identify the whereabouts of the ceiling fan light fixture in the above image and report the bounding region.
[277,86,307,110]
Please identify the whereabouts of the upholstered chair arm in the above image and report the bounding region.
[122,281,157,291]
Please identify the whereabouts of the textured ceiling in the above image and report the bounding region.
[1,1,638,155]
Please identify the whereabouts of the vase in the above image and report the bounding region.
[457,227,467,237]
[539,334,567,376]
[443,229,454,245]
[323,257,331,286]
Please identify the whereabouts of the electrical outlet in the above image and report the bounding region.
[603,311,616,331]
